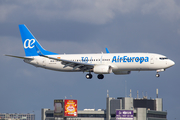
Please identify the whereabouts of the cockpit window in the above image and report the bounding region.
[159,57,168,60]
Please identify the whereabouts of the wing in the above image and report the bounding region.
[34,45,94,71]
[42,55,94,71]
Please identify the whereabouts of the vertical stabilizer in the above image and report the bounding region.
[19,24,57,56]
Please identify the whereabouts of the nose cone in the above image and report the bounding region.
[169,60,175,67]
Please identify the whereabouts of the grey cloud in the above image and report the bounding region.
[1,0,180,24]
[142,0,180,21]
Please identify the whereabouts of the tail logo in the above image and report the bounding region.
[24,39,35,49]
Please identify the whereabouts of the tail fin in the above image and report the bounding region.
[19,24,57,56]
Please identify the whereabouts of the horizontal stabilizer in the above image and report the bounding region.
[5,54,34,60]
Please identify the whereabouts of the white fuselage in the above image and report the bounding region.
[6,25,175,79]
[24,53,175,73]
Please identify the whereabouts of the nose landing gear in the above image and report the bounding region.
[155,69,165,78]
[156,73,160,78]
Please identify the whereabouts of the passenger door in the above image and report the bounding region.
[150,56,154,64]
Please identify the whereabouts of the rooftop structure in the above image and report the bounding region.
[0,113,35,120]
[42,89,167,120]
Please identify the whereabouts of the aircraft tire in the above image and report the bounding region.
[86,74,92,79]
[156,73,160,78]
[97,74,104,79]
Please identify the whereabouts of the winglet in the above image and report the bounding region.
[105,48,110,53]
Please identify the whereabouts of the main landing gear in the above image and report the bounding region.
[85,73,104,79]
[86,74,92,79]
[97,74,104,79]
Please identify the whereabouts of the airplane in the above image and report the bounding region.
[5,24,175,79]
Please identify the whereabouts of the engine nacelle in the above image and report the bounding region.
[93,65,112,74]
[113,70,131,75]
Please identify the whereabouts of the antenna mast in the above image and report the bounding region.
[156,89,158,98]
[137,90,139,99]
[130,89,132,97]
[107,90,109,97]
[125,80,127,97]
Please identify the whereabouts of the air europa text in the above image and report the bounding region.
[112,56,149,64]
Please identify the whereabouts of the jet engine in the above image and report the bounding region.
[93,65,112,74]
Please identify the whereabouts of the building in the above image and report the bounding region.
[42,89,167,120]
[0,113,35,120]
[107,97,166,120]
[43,108,106,120]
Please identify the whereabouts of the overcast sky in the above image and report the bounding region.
[1,0,180,120]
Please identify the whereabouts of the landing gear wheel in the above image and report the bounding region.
[156,73,160,78]
[97,74,104,79]
[86,74,92,79]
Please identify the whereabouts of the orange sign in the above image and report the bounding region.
[64,99,77,117]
